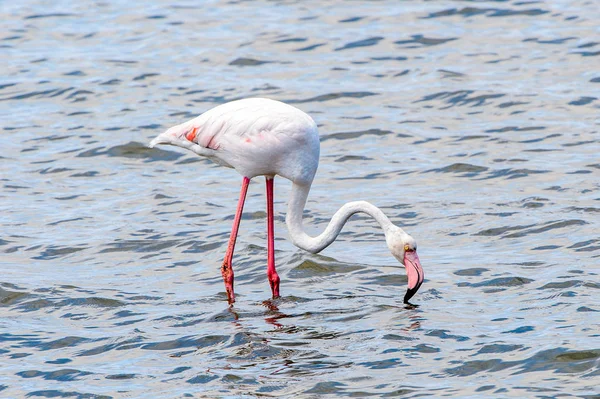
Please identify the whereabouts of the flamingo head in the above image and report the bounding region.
[386,227,424,304]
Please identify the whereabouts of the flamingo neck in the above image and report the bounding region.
[285,182,394,254]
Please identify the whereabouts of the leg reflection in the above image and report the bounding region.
[262,299,290,329]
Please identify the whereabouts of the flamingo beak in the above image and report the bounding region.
[403,250,424,304]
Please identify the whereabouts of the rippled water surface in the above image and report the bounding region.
[2,0,599,397]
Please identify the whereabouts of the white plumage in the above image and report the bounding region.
[149,98,424,304]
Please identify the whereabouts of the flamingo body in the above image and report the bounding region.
[152,98,319,185]
[149,98,424,304]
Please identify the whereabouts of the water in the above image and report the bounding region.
[1,0,599,397]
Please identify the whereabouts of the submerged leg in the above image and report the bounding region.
[222,176,250,304]
[266,177,280,298]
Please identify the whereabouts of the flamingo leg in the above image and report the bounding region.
[266,177,280,298]
[222,176,250,304]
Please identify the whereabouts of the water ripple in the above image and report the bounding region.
[424,7,549,19]
[335,36,384,51]
[2,0,599,397]
[475,220,587,238]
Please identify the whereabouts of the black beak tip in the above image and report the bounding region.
[403,284,422,305]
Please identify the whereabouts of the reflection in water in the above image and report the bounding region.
[262,299,287,329]
[402,313,422,332]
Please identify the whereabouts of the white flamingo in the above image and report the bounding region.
[149,98,424,304]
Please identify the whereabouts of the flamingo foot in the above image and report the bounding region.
[226,287,235,305]
[221,262,235,304]
[268,272,280,299]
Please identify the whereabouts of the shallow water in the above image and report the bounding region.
[1,0,599,398]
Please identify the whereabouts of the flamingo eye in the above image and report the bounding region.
[404,244,416,252]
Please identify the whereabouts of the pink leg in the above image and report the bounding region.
[222,177,250,304]
[266,177,280,298]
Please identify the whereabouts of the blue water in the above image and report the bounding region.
[1,0,599,397]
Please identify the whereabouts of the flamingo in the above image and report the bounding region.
[149,98,424,304]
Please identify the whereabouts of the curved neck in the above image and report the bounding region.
[285,182,394,254]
